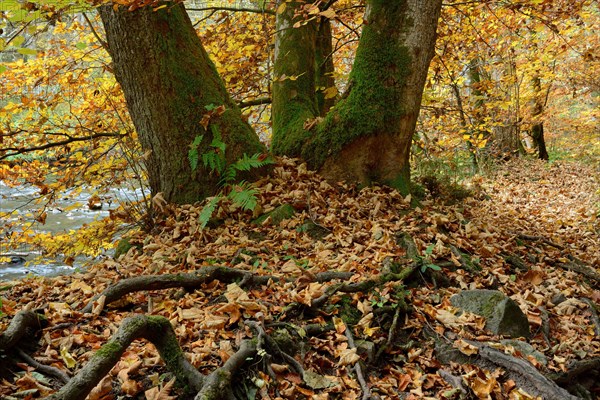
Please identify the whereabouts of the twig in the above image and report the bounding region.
[513,233,565,250]
[345,327,372,400]
[82,12,108,50]
[238,97,272,108]
[186,6,275,15]
[0,132,127,161]
[16,347,70,384]
[374,306,402,361]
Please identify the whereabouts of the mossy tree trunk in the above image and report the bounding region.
[99,3,265,204]
[271,0,320,156]
[272,0,442,195]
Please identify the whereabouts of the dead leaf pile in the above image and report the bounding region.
[1,157,598,399]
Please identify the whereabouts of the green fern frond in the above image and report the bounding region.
[231,153,273,172]
[198,197,220,229]
[227,182,258,211]
[188,134,204,171]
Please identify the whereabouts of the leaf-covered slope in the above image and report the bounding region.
[1,158,598,399]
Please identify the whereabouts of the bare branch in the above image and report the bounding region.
[0,132,127,160]
[186,6,275,15]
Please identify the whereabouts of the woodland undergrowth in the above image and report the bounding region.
[0,157,599,399]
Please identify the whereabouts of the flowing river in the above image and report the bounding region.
[0,181,145,280]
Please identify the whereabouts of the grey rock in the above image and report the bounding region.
[451,289,531,338]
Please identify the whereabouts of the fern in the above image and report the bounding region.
[227,182,259,211]
[231,153,273,172]
[188,134,204,171]
[189,124,272,229]
[198,197,219,229]
[220,153,273,185]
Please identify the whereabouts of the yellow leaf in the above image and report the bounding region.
[276,2,286,14]
[323,86,338,99]
[333,317,346,334]
[60,347,77,369]
[455,339,479,356]
[320,9,336,19]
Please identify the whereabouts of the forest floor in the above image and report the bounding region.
[0,157,599,399]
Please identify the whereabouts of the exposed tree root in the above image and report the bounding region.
[428,328,584,400]
[555,255,600,288]
[82,266,353,313]
[46,315,205,400]
[16,347,70,384]
[344,326,373,400]
[514,232,600,287]
[0,310,46,350]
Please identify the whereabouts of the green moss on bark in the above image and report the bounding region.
[302,6,412,170]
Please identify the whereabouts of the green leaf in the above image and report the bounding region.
[75,42,87,50]
[188,134,203,171]
[231,153,273,172]
[188,149,199,171]
[17,47,38,55]
[0,65,7,74]
[424,244,435,256]
[192,134,204,147]
[11,35,25,47]
[209,125,225,152]
[420,263,441,273]
[198,197,220,229]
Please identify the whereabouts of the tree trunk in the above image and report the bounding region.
[315,18,337,116]
[531,76,549,160]
[99,3,265,204]
[272,0,442,195]
[271,0,319,156]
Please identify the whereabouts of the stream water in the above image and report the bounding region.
[0,181,145,281]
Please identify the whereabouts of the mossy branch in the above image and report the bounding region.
[46,315,204,400]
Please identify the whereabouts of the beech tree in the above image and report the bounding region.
[100,0,442,202]
[98,3,266,204]
[273,0,442,194]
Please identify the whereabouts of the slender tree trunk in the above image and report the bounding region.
[304,0,443,194]
[315,18,337,116]
[531,76,549,160]
[450,82,478,173]
[99,3,265,204]
[271,0,319,156]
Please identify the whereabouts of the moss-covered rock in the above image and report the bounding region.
[450,289,531,339]
[297,221,330,240]
[252,204,295,226]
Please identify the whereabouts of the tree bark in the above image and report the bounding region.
[531,76,549,160]
[315,18,337,116]
[282,0,443,195]
[99,3,265,204]
[271,0,320,156]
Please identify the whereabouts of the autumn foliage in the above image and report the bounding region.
[1,0,600,399]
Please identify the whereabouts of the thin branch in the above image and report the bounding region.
[345,327,372,400]
[186,6,275,15]
[238,96,272,108]
[16,347,71,384]
[82,12,108,50]
[0,132,127,160]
